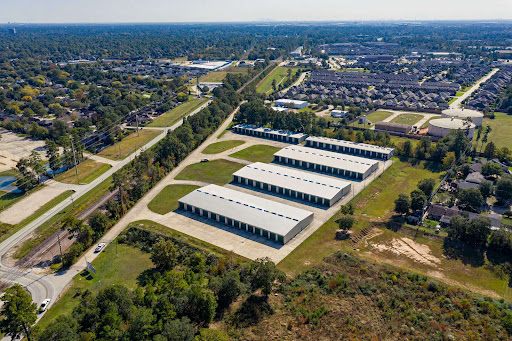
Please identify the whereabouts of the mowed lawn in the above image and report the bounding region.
[98,130,161,160]
[199,66,249,83]
[202,140,245,154]
[256,66,296,94]
[366,110,393,123]
[148,184,199,215]
[278,159,444,276]
[175,159,245,185]
[148,98,208,127]
[421,116,442,128]
[229,144,281,163]
[54,159,111,184]
[482,113,512,150]
[390,113,423,126]
[37,243,153,330]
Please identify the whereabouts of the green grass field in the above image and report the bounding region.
[278,159,443,276]
[148,184,199,215]
[421,116,442,128]
[147,98,208,127]
[390,113,423,126]
[37,243,152,329]
[256,66,296,94]
[54,159,111,184]
[199,66,250,83]
[201,140,245,154]
[366,110,393,124]
[98,130,161,160]
[481,113,512,150]
[175,159,245,185]
[229,144,281,163]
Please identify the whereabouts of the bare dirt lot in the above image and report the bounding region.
[372,237,442,267]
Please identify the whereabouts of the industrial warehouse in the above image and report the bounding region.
[305,136,395,160]
[178,184,314,244]
[273,146,379,180]
[232,124,308,144]
[232,162,352,207]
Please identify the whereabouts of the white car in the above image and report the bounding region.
[39,298,51,314]
[201,158,209,162]
[95,242,106,253]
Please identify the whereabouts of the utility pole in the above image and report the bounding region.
[69,135,79,183]
[135,114,140,137]
[57,233,63,262]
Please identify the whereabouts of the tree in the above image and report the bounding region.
[336,215,355,231]
[481,162,503,177]
[465,216,491,247]
[457,188,484,211]
[339,202,354,215]
[159,317,195,341]
[478,180,493,198]
[112,169,129,213]
[15,158,38,192]
[37,315,78,341]
[495,175,512,204]
[442,151,456,170]
[88,211,109,236]
[448,216,468,241]
[483,141,497,158]
[0,284,37,341]
[45,140,62,176]
[394,194,410,215]
[251,257,283,296]
[410,189,427,211]
[217,271,243,309]
[402,140,412,158]
[488,229,512,253]
[186,285,217,326]
[418,178,436,196]
[150,239,178,270]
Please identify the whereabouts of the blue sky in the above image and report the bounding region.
[2,0,511,23]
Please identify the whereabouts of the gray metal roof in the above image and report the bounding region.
[307,136,394,155]
[234,124,307,139]
[442,108,484,118]
[274,146,379,174]
[179,184,314,236]
[429,118,476,129]
[233,162,351,200]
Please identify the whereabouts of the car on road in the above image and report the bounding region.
[39,298,51,314]
[95,242,106,253]
[200,158,209,162]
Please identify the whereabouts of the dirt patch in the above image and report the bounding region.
[0,186,67,225]
[371,237,441,267]
[2,229,75,274]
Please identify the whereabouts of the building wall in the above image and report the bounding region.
[233,126,306,143]
[305,139,393,160]
[178,201,312,244]
[233,174,348,207]
[274,155,372,180]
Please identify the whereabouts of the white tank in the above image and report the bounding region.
[442,108,484,127]
[429,118,475,139]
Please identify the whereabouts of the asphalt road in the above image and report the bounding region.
[450,68,500,109]
[0,99,211,334]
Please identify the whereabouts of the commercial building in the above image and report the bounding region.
[374,121,412,134]
[441,108,484,127]
[290,46,304,58]
[305,136,394,160]
[428,118,475,139]
[178,184,314,244]
[232,124,308,144]
[233,162,351,207]
[273,146,379,180]
[331,110,347,118]
[275,99,308,109]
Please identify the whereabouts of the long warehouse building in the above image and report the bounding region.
[306,136,394,160]
[233,162,351,207]
[274,145,379,180]
[178,184,314,244]
[232,124,308,144]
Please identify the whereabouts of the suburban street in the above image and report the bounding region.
[450,68,500,109]
[0,99,211,327]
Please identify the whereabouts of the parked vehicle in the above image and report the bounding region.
[95,242,106,253]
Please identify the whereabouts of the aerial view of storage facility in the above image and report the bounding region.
[178,184,314,244]
[232,124,308,144]
[273,145,379,180]
[232,162,351,206]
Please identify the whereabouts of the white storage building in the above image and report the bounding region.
[305,136,394,160]
[232,124,308,144]
[275,99,308,109]
[233,162,351,207]
[273,146,379,180]
[178,184,314,244]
